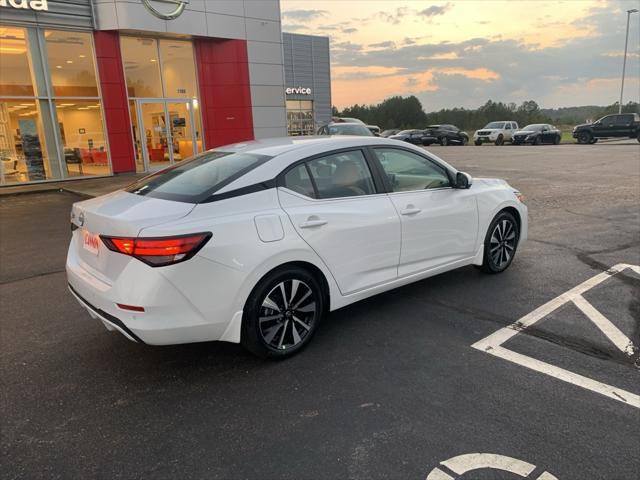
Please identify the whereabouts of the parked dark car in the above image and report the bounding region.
[380,129,400,137]
[572,113,640,144]
[422,125,469,146]
[317,122,373,136]
[512,124,561,145]
[388,129,426,145]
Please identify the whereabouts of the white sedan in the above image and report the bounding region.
[67,136,527,358]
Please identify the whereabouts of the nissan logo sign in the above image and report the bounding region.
[142,0,188,20]
[285,87,312,95]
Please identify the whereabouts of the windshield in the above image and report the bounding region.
[125,151,272,203]
[397,130,416,135]
[328,124,373,136]
[522,124,544,131]
[484,122,505,129]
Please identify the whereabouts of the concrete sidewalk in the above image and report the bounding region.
[0,174,146,198]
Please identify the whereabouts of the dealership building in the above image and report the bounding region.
[0,0,331,186]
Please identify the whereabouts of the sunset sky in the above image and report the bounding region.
[280,0,640,111]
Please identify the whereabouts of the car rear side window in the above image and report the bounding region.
[283,164,316,198]
[284,150,377,200]
[125,151,271,203]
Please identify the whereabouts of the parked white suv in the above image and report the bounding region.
[474,121,519,146]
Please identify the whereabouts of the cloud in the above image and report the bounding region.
[282,9,328,21]
[418,3,452,18]
[377,7,410,25]
[329,1,639,110]
[369,41,395,49]
[343,27,358,34]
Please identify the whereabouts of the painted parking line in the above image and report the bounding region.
[425,453,559,479]
[472,263,640,409]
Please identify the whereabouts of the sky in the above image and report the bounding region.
[280,0,640,111]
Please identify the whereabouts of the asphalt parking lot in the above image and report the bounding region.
[1,141,639,479]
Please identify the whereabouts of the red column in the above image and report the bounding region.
[194,38,254,149]
[93,31,136,174]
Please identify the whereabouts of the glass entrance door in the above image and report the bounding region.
[136,99,199,172]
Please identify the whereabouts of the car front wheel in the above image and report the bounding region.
[440,136,449,146]
[474,140,482,146]
[241,266,324,358]
[495,134,504,146]
[577,131,592,144]
[479,211,520,274]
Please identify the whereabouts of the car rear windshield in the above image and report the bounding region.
[125,151,272,203]
[484,122,505,129]
[328,124,373,136]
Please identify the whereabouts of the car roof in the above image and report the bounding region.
[212,136,455,193]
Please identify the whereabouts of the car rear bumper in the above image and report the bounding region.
[66,242,242,345]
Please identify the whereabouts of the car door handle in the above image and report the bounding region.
[400,207,421,216]
[299,218,328,228]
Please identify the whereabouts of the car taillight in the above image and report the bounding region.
[101,233,211,267]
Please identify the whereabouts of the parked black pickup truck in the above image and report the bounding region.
[573,113,640,144]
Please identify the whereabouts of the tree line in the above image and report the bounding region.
[333,97,640,131]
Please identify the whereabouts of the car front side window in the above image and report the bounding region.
[305,150,376,199]
[372,148,451,192]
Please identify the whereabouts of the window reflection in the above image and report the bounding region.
[0,100,51,183]
[45,30,98,97]
[56,101,109,177]
[0,27,34,96]
[160,40,197,98]
[286,100,315,136]
[121,37,163,98]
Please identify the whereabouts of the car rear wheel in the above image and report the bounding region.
[440,136,449,146]
[460,136,468,146]
[241,266,324,358]
[577,131,592,144]
[554,135,561,145]
[478,211,520,274]
[495,134,504,146]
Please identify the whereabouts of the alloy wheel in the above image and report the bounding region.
[489,219,517,269]
[258,279,316,350]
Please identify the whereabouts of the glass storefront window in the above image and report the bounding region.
[121,37,162,98]
[286,100,315,136]
[0,100,52,183]
[0,27,35,96]
[45,30,98,97]
[55,100,110,177]
[160,40,197,98]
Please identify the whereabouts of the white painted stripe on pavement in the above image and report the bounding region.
[487,346,640,408]
[440,453,536,476]
[572,295,636,356]
[472,263,635,352]
[425,467,455,480]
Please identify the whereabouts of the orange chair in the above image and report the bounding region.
[149,147,165,162]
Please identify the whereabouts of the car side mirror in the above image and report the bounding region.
[455,172,472,189]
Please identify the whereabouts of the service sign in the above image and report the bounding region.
[286,87,312,96]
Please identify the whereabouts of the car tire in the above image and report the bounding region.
[478,211,520,274]
[636,132,639,143]
[474,140,482,146]
[440,136,449,146]
[577,131,592,144]
[241,266,325,359]
[461,136,468,146]
[554,135,561,145]
[533,136,541,145]
[495,134,504,146]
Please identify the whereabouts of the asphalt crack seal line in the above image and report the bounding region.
[472,263,640,409]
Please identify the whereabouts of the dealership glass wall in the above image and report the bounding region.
[286,100,314,136]
[0,26,109,185]
[121,36,202,173]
